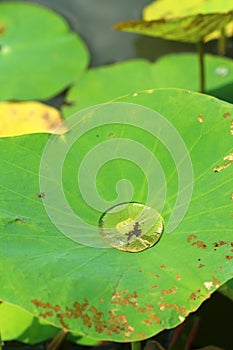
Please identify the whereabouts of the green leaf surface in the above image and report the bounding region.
[0,2,89,101]
[0,301,99,346]
[64,54,233,116]
[0,89,232,342]
[114,11,233,43]
[0,301,58,343]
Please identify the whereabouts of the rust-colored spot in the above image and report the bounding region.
[38,192,45,198]
[214,161,232,172]
[150,284,158,289]
[146,311,160,324]
[212,276,221,287]
[99,298,105,302]
[142,319,152,326]
[223,112,231,118]
[108,132,115,138]
[197,114,204,123]
[187,234,198,242]
[138,304,153,313]
[111,290,138,307]
[226,255,233,260]
[43,112,50,121]
[139,269,143,272]
[161,286,177,296]
[124,325,134,338]
[160,264,166,269]
[0,23,5,35]
[198,263,205,268]
[176,273,181,281]
[150,272,160,277]
[159,302,187,315]
[213,240,232,248]
[191,240,207,249]
[39,311,54,318]
[189,292,197,301]
[136,332,147,338]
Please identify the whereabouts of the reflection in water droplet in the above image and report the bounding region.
[98,202,164,252]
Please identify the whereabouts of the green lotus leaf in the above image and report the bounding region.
[114,11,233,44]
[64,54,233,116]
[143,0,233,42]
[0,1,89,101]
[0,89,232,342]
[0,301,98,346]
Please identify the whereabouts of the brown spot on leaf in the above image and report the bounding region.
[212,276,221,288]
[0,23,5,35]
[137,305,154,313]
[142,319,152,326]
[150,284,158,289]
[136,332,147,338]
[223,112,231,118]
[38,192,45,198]
[39,311,54,318]
[189,293,197,301]
[198,263,205,268]
[111,290,138,307]
[191,240,207,249]
[197,114,204,123]
[159,302,187,315]
[150,272,160,277]
[214,161,232,172]
[213,240,232,248]
[176,273,181,281]
[161,286,177,296]
[226,255,233,260]
[187,234,198,242]
[160,264,166,269]
[145,311,160,325]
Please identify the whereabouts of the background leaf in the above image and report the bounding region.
[0,102,66,137]
[0,301,99,346]
[143,0,233,42]
[114,11,233,44]
[0,2,89,101]
[0,89,232,342]
[64,53,233,116]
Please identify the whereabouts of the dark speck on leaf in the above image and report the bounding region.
[38,192,45,198]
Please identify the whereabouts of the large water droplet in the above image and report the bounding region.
[98,202,164,252]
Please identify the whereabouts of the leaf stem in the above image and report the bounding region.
[131,341,142,350]
[218,28,226,55]
[196,41,205,93]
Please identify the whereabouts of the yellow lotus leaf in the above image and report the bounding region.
[143,0,233,42]
[0,101,67,137]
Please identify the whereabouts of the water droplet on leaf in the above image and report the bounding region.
[214,66,228,77]
[98,202,164,252]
